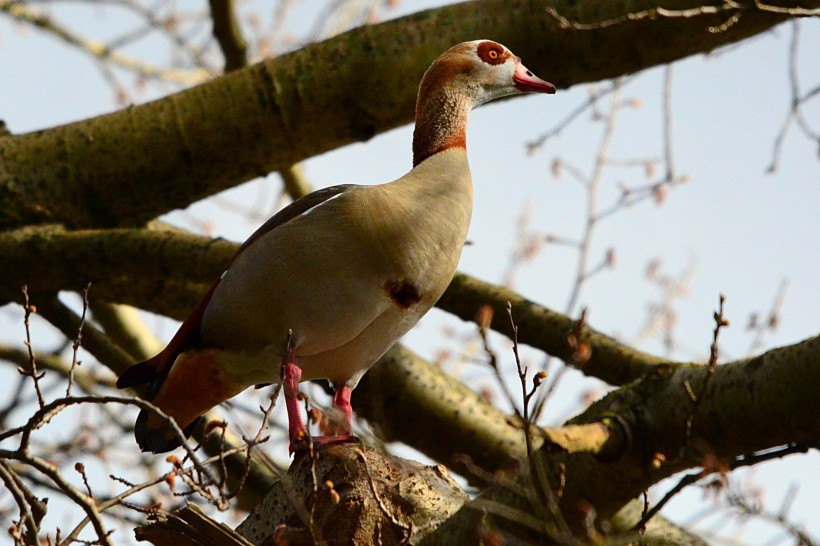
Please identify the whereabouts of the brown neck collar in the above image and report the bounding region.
[412,74,474,167]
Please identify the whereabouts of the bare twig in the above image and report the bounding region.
[746,278,789,355]
[19,286,45,409]
[2,396,221,493]
[768,21,820,172]
[74,462,94,499]
[567,86,620,313]
[726,478,817,546]
[0,346,116,391]
[636,443,816,532]
[708,294,729,368]
[685,294,729,444]
[37,294,134,377]
[476,305,520,413]
[547,2,819,33]
[634,469,704,531]
[507,303,541,460]
[226,389,279,501]
[1,446,114,545]
[0,1,210,84]
[527,78,638,153]
[60,439,269,545]
[532,87,624,419]
[0,460,45,545]
[66,282,92,397]
[631,260,696,354]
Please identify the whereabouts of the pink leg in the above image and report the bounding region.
[332,385,353,436]
[281,344,357,455]
[307,384,357,450]
[281,353,306,454]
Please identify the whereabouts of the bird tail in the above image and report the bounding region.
[118,349,244,453]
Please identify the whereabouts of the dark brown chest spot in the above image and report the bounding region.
[384,278,422,310]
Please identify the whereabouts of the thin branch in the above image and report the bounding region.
[2,396,220,492]
[726,479,818,546]
[226,388,280,502]
[747,278,789,355]
[19,285,46,409]
[0,460,44,545]
[37,294,135,377]
[208,0,247,73]
[533,87,623,420]
[634,443,816,532]
[661,66,676,182]
[0,0,210,84]
[88,300,162,362]
[66,282,91,397]
[1,447,114,545]
[768,20,820,174]
[59,438,270,546]
[547,2,819,33]
[685,294,729,445]
[113,0,217,71]
[476,305,520,414]
[0,346,116,391]
[527,78,637,153]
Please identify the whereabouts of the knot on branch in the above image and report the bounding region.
[237,444,468,545]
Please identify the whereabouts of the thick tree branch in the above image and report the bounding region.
[88,301,163,362]
[35,295,137,377]
[3,227,815,539]
[356,345,537,474]
[0,346,116,391]
[422,336,820,542]
[0,225,667,386]
[438,274,668,386]
[2,0,816,229]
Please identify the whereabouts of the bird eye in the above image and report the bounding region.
[477,41,505,65]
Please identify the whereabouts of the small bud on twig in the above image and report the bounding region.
[476,305,494,330]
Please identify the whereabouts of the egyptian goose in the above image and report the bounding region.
[118,40,555,454]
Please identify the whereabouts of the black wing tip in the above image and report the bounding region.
[117,361,156,389]
[134,411,202,454]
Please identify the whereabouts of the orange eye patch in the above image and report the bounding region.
[477,41,508,65]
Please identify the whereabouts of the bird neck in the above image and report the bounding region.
[412,85,474,167]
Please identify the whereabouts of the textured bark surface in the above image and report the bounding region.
[417,336,820,543]
[135,503,253,546]
[1,0,816,229]
[3,224,817,495]
[236,444,468,545]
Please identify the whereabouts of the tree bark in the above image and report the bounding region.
[235,444,468,546]
[1,0,816,229]
[417,336,820,543]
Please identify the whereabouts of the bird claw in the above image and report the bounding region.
[289,434,360,455]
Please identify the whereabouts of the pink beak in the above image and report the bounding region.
[513,59,556,94]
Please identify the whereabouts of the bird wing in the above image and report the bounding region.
[115,184,359,392]
[198,183,406,360]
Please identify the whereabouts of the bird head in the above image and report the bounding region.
[419,40,555,108]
